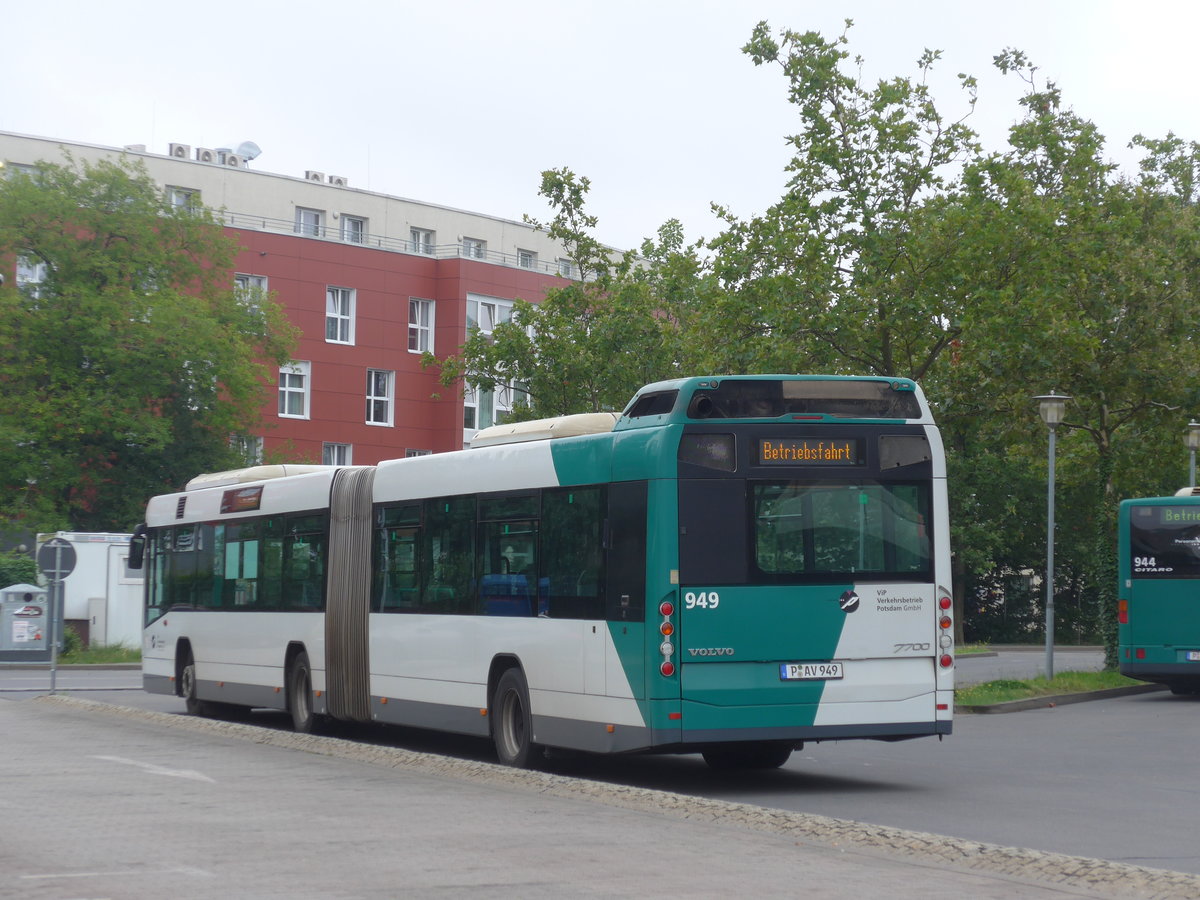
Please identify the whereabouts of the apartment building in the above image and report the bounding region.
[0,130,583,464]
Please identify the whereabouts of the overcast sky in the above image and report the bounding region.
[5,1,1198,251]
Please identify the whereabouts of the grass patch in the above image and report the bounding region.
[60,644,140,665]
[957,670,1141,706]
[956,643,991,656]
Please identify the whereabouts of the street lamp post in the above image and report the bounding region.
[1034,392,1070,681]
[1185,422,1200,489]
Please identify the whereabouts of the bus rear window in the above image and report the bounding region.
[753,482,930,578]
[1129,505,1200,578]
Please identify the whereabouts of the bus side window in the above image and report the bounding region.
[284,515,327,610]
[260,518,284,609]
[422,497,474,614]
[607,481,647,622]
[540,487,604,619]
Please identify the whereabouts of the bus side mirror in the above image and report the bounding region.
[128,524,147,570]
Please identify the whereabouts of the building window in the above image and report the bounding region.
[411,228,435,254]
[341,215,366,244]
[404,449,432,458]
[325,287,355,344]
[16,255,47,298]
[518,249,536,269]
[462,237,486,260]
[295,207,323,237]
[279,362,311,419]
[466,295,513,335]
[557,258,573,278]
[408,298,434,353]
[366,369,394,426]
[464,382,525,433]
[167,186,199,209]
[231,435,264,464]
[323,442,353,465]
[234,273,267,314]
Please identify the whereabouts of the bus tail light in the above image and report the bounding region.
[1118,599,1128,624]
[660,600,674,617]
[1136,648,1146,659]
[939,616,952,630]
[660,661,676,677]
[660,621,674,636]
[939,596,952,610]
[939,654,953,668]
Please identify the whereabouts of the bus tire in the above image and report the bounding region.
[288,651,318,733]
[181,655,213,718]
[493,668,537,768]
[702,742,793,770]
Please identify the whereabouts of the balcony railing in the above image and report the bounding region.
[219,210,578,279]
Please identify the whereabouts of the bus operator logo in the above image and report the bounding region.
[839,590,860,613]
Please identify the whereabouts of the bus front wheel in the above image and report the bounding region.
[493,668,537,768]
[288,652,318,733]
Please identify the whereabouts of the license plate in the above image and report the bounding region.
[780,662,844,681]
[1187,651,1200,662]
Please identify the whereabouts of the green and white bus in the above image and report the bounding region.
[134,375,954,768]
[1118,493,1200,695]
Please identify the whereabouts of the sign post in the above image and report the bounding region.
[37,538,77,694]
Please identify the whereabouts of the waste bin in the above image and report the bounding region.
[1,584,52,662]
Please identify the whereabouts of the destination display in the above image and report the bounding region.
[758,437,863,466]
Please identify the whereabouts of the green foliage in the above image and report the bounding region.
[60,639,140,664]
[433,20,1200,656]
[705,19,979,379]
[0,155,298,533]
[62,624,83,657]
[430,169,696,418]
[0,549,38,587]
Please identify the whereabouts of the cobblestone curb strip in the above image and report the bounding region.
[35,695,1200,900]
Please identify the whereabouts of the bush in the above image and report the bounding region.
[62,625,83,657]
[0,549,38,587]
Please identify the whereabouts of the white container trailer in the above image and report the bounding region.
[35,532,144,648]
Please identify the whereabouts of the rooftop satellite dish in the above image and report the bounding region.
[235,141,262,161]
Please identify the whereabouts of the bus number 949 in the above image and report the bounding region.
[684,591,720,610]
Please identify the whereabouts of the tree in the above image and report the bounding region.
[0,155,296,533]
[936,52,1200,662]
[430,168,692,419]
[703,19,979,379]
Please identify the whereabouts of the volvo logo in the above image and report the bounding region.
[839,590,860,613]
[688,647,735,657]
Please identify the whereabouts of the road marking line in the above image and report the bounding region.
[92,754,216,783]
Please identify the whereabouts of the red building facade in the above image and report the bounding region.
[1,131,582,466]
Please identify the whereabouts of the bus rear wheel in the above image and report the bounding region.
[181,656,212,718]
[288,651,318,733]
[493,668,537,768]
[702,742,794,770]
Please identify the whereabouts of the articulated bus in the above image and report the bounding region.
[1118,492,1200,695]
[133,375,954,768]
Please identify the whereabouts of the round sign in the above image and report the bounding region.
[37,538,77,580]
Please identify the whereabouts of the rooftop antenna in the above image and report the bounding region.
[235,141,262,161]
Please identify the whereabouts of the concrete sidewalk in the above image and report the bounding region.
[3,695,1198,899]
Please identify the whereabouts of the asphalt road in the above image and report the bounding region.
[2,647,1191,883]
[13,695,1187,900]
